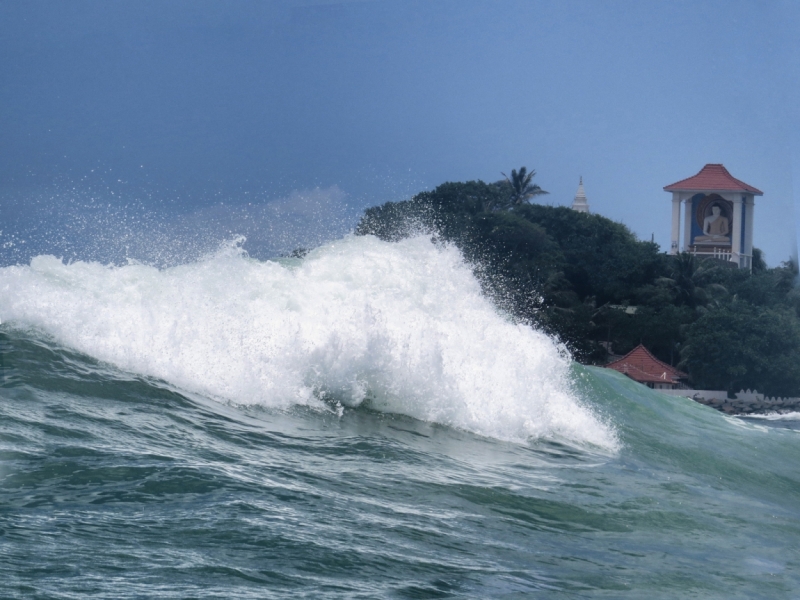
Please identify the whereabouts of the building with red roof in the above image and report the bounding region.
[664,164,762,270]
[605,344,689,390]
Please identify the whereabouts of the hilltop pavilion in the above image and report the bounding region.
[664,164,762,269]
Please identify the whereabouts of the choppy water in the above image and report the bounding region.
[1,236,799,598]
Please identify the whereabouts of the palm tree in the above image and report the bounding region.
[501,167,549,206]
[660,252,727,308]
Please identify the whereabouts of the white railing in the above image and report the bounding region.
[689,248,751,270]
[690,247,731,261]
[713,247,732,261]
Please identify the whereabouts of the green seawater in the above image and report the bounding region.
[1,329,799,599]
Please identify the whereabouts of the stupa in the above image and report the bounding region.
[571,177,589,213]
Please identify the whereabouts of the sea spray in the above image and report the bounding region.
[0,234,616,448]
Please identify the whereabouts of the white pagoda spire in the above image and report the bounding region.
[572,176,589,213]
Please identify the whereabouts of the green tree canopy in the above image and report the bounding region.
[681,302,800,397]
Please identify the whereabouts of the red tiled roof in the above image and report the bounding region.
[663,164,763,195]
[605,344,688,385]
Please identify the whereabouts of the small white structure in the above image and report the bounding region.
[571,177,589,213]
[664,164,762,269]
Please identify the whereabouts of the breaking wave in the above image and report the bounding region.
[0,234,616,449]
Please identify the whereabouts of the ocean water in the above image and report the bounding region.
[0,235,798,598]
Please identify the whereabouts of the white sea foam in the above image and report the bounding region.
[0,235,616,448]
[744,412,800,421]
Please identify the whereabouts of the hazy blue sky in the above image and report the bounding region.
[1,0,798,264]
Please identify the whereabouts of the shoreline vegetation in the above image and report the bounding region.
[354,170,800,399]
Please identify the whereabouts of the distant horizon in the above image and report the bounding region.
[0,162,793,267]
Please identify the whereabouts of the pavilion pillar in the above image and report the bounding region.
[744,195,755,268]
[670,193,681,255]
[730,196,743,267]
[682,197,692,252]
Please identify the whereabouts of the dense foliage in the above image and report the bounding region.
[356,174,800,396]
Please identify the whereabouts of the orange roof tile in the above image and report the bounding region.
[605,344,687,384]
[664,164,762,195]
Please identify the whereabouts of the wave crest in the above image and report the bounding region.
[0,235,616,449]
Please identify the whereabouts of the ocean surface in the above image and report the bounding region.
[1,235,799,598]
